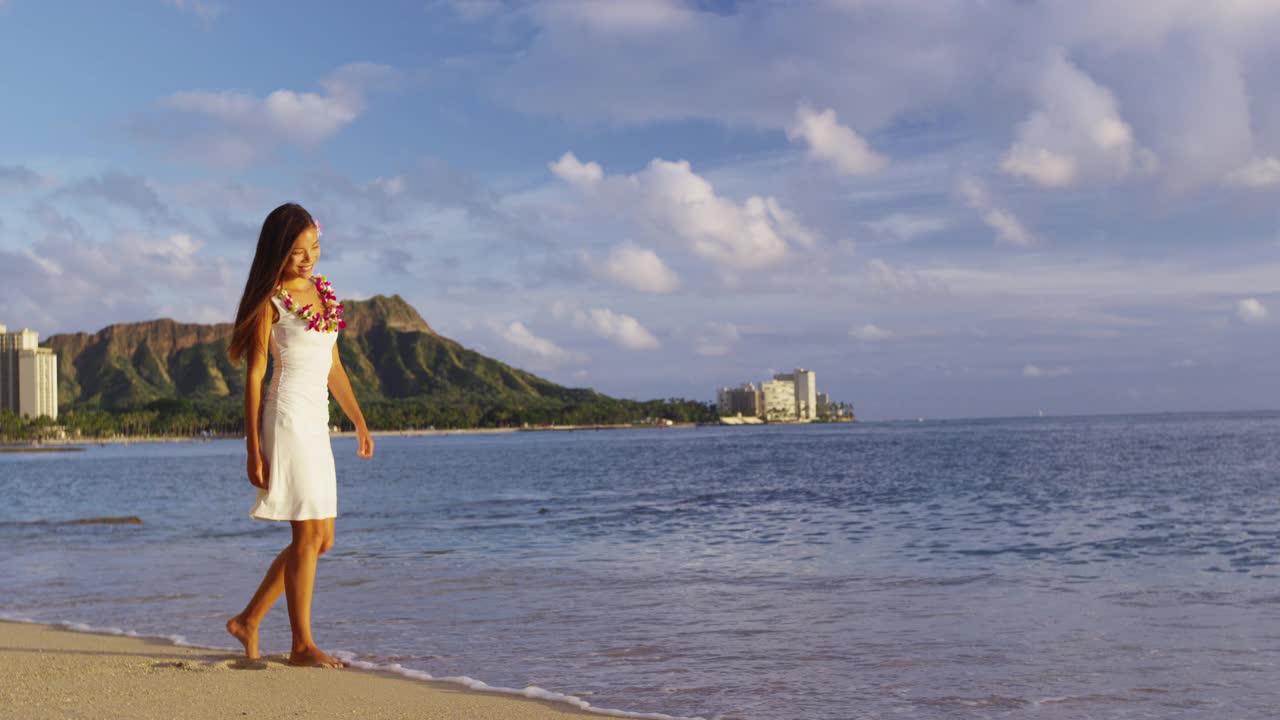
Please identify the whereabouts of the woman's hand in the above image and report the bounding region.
[247,452,270,489]
[357,427,375,459]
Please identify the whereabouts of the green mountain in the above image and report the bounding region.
[44,295,602,410]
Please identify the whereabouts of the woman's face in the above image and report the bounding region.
[282,226,321,281]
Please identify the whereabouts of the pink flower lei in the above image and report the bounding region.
[276,274,346,333]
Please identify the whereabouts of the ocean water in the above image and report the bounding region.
[3,413,1280,719]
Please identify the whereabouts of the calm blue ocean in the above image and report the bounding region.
[3,413,1280,719]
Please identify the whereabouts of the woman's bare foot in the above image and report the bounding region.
[288,645,348,668]
[226,615,259,659]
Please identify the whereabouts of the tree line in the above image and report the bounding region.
[0,395,719,441]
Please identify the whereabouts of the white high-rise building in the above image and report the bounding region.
[1,324,58,419]
[793,368,817,420]
[771,368,818,421]
[0,324,38,413]
[19,348,58,419]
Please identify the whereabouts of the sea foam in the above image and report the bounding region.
[334,652,708,720]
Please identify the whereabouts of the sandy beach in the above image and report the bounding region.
[0,620,598,720]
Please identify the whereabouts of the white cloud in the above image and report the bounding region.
[369,175,405,196]
[553,155,819,271]
[128,233,205,280]
[20,247,62,277]
[693,321,740,356]
[155,63,398,161]
[61,171,168,220]
[1001,147,1077,189]
[639,158,818,269]
[439,0,503,20]
[537,0,693,33]
[850,323,892,341]
[494,2,1280,194]
[1237,298,1269,323]
[926,258,1280,301]
[787,104,888,176]
[956,176,1037,248]
[1001,52,1149,188]
[0,164,44,191]
[760,197,819,250]
[498,2,991,131]
[1023,364,1072,378]
[1129,38,1255,189]
[165,90,351,145]
[583,308,661,350]
[497,321,573,363]
[865,258,944,293]
[554,302,661,350]
[549,152,603,188]
[584,242,680,294]
[866,213,946,242]
[164,0,222,20]
[984,208,1036,248]
[0,207,233,333]
[1224,156,1280,188]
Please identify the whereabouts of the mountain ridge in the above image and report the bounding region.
[42,294,598,410]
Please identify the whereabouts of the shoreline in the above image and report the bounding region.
[1,418,865,449]
[0,619,678,720]
[1,422,703,448]
[333,422,700,438]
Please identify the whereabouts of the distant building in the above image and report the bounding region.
[793,368,816,420]
[761,378,797,421]
[717,383,762,417]
[20,348,58,419]
[0,324,59,419]
[815,392,831,415]
[716,366,839,423]
[773,368,816,420]
[0,324,37,413]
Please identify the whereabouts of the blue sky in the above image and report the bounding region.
[1,0,1278,419]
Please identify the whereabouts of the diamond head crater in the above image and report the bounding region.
[3,295,714,440]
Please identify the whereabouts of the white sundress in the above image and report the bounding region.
[248,293,339,522]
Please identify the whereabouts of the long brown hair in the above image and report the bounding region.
[227,202,316,364]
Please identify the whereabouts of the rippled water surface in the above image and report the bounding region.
[3,413,1280,719]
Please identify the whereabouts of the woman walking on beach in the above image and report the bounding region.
[224,203,374,668]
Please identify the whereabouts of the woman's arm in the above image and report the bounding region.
[328,343,374,459]
[244,305,273,488]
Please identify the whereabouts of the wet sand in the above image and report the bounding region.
[0,620,598,720]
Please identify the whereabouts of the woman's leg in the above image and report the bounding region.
[285,517,344,667]
[227,517,337,662]
[226,547,288,659]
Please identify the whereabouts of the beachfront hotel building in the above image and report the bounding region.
[796,369,816,420]
[0,324,59,419]
[718,368,830,422]
[770,368,817,420]
[717,383,763,417]
[761,378,797,421]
